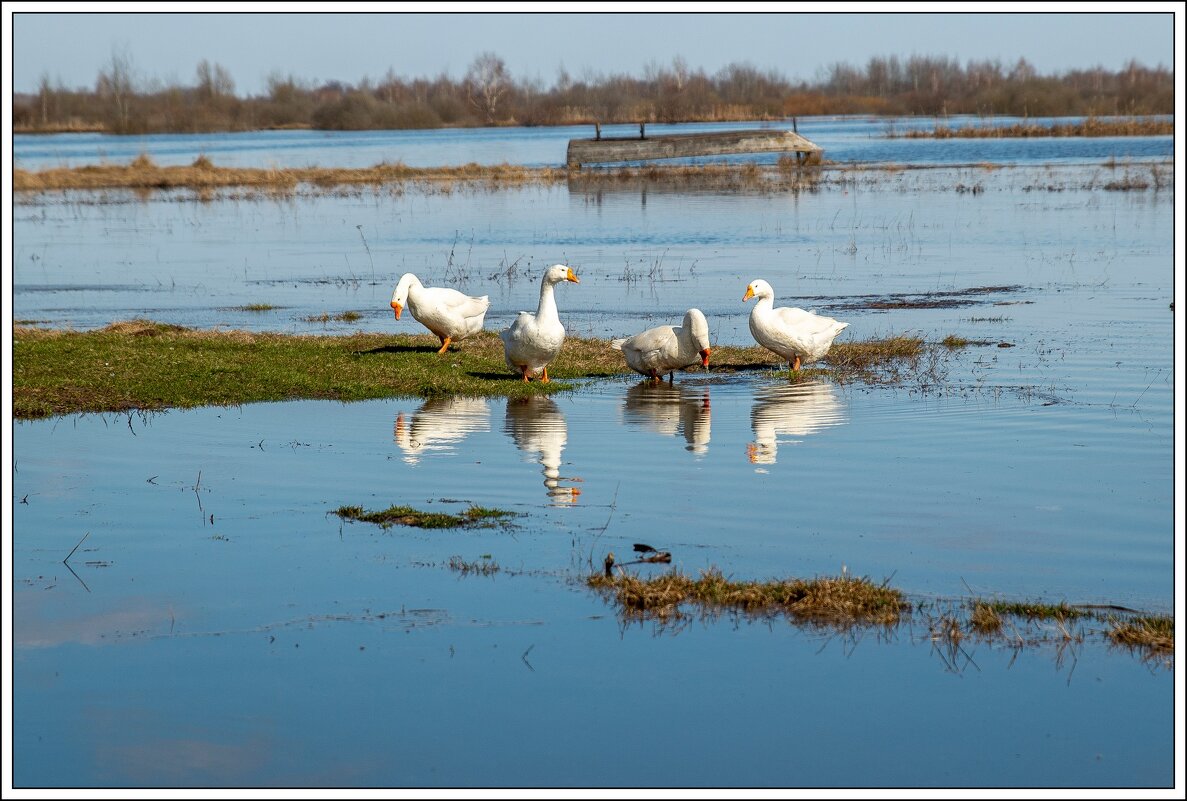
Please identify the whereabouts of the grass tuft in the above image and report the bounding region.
[969,601,1004,633]
[448,555,502,575]
[589,567,909,626]
[1107,615,1173,653]
[304,311,364,323]
[335,504,517,530]
[976,600,1084,621]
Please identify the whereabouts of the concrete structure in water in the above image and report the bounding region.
[566,124,823,168]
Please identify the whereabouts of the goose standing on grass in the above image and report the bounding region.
[743,279,848,372]
[500,264,580,382]
[390,273,490,354]
[611,308,711,381]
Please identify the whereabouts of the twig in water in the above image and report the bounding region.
[521,644,535,672]
[356,224,376,281]
[1132,371,1159,408]
[587,481,621,570]
[63,531,92,593]
[64,531,90,565]
[194,471,205,519]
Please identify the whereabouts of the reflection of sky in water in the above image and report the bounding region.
[748,379,847,466]
[11,373,1174,786]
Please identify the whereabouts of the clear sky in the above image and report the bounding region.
[6,4,1181,97]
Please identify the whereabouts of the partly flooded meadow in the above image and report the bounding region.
[11,122,1175,788]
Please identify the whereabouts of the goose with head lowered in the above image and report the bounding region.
[611,308,711,382]
[500,264,580,382]
[743,279,848,372]
[390,273,490,354]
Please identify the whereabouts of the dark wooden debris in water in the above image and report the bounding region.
[605,549,673,577]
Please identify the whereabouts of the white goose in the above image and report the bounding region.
[748,380,846,465]
[392,397,491,465]
[500,264,580,382]
[390,273,489,354]
[743,279,848,372]
[505,396,581,503]
[611,308,711,381]
[622,382,713,456]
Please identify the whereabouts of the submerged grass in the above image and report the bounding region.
[1108,615,1174,653]
[448,555,502,575]
[975,600,1085,621]
[13,321,943,419]
[588,567,909,626]
[335,504,516,530]
[590,569,1173,662]
[969,601,1004,633]
[303,311,364,323]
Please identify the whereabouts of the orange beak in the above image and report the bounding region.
[742,286,754,302]
[566,268,580,284]
[391,301,402,320]
[700,348,711,368]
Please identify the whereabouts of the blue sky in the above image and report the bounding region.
[8,7,1180,96]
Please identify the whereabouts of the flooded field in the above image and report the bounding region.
[11,126,1175,788]
[14,116,1174,170]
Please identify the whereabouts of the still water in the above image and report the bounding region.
[11,125,1174,788]
[14,116,1174,170]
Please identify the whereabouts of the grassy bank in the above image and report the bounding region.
[895,117,1172,139]
[13,154,566,192]
[13,321,936,419]
[14,158,835,195]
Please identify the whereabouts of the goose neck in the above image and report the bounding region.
[536,279,559,319]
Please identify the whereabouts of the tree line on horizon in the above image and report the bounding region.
[13,51,1174,135]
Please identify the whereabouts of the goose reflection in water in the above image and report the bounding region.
[393,397,491,465]
[748,380,846,466]
[621,381,712,455]
[504,396,582,504]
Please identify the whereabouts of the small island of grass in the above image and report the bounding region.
[13,320,960,420]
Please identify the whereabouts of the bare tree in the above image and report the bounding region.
[466,52,509,123]
[96,46,136,131]
[37,72,54,125]
[196,60,235,100]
